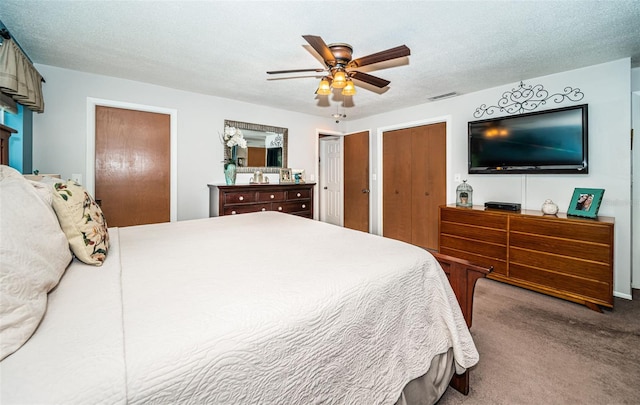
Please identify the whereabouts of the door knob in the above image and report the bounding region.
[362,189,370,193]
[323,186,328,190]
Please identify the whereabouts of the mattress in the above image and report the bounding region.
[1,212,478,404]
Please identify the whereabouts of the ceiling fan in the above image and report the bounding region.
[266,35,410,96]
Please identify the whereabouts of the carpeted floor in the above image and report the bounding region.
[437,279,640,405]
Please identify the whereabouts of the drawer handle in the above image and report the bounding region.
[239,196,244,201]
[302,204,306,209]
[231,211,237,215]
[278,206,283,211]
[270,194,275,199]
[261,208,266,211]
[296,193,301,197]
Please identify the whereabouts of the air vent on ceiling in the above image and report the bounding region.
[428,92,458,101]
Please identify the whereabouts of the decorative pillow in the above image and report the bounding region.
[50,180,110,266]
[0,165,72,360]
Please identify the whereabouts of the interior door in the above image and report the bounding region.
[383,123,446,251]
[343,131,369,232]
[383,128,413,243]
[411,122,446,250]
[320,137,342,226]
[95,106,171,227]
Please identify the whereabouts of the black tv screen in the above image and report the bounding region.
[468,104,588,174]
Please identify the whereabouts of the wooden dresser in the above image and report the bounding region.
[439,205,614,311]
[208,183,315,218]
[1,124,17,165]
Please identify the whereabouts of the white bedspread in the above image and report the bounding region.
[0,230,127,404]
[1,212,477,404]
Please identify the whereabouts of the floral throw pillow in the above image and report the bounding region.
[51,180,109,265]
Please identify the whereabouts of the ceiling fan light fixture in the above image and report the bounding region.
[341,79,356,96]
[331,70,347,89]
[316,77,332,95]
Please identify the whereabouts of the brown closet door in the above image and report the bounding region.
[383,128,413,243]
[95,106,170,227]
[344,131,369,232]
[248,147,266,166]
[411,122,446,250]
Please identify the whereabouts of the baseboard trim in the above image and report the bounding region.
[614,291,633,300]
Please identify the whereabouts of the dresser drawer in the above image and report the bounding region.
[510,216,612,244]
[509,263,612,305]
[223,192,256,204]
[224,203,270,215]
[273,200,311,214]
[440,207,507,229]
[509,247,611,282]
[440,221,507,245]
[287,189,311,200]
[509,232,611,263]
[257,191,285,202]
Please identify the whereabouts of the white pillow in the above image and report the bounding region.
[0,165,72,360]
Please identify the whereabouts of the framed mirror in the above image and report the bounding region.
[224,119,288,173]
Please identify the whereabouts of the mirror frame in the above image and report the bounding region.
[224,119,288,173]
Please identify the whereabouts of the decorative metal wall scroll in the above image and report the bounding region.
[473,81,584,118]
[269,134,283,147]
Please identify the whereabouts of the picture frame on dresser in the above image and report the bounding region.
[279,168,293,183]
[567,187,605,218]
[291,169,305,183]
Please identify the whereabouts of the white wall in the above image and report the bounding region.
[345,58,633,299]
[33,65,332,221]
[32,60,634,298]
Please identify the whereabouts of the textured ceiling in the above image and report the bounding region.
[1,1,639,120]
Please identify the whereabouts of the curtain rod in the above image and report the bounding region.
[0,27,45,83]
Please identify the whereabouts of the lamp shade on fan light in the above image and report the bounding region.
[316,78,332,95]
[331,70,347,88]
[342,79,356,96]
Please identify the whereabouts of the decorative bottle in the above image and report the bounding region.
[224,162,237,185]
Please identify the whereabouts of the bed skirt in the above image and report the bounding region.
[396,348,456,405]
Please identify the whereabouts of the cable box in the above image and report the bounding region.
[484,201,521,211]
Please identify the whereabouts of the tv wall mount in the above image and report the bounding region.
[473,80,585,118]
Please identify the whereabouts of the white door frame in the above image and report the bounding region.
[632,91,639,289]
[316,128,343,223]
[86,97,178,222]
[319,136,344,226]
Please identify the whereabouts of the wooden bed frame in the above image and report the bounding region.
[432,252,492,395]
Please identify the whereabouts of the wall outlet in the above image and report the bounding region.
[309,174,315,181]
[71,173,82,185]
[454,173,461,182]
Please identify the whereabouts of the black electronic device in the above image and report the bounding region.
[468,104,588,174]
[484,201,521,211]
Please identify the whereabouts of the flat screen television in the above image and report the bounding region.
[468,104,588,174]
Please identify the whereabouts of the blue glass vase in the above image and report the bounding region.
[224,162,237,185]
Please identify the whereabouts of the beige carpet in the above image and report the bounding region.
[438,279,640,405]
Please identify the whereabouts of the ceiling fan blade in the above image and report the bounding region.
[302,35,336,65]
[267,68,326,74]
[348,45,411,68]
[349,71,390,88]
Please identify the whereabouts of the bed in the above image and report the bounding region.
[0,165,488,404]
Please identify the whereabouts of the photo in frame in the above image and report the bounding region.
[291,169,306,184]
[567,188,604,218]
[279,168,293,183]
